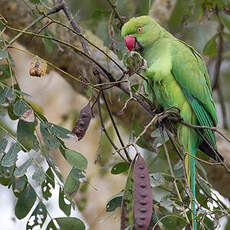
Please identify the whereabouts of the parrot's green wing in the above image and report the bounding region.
[171,40,217,124]
[170,40,222,161]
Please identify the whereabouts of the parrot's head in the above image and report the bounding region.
[121,16,161,52]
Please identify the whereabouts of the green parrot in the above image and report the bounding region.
[121,16,223,230]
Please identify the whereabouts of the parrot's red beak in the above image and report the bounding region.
[124,36,136,51]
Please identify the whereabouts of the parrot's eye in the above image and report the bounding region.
[137,27,143,33]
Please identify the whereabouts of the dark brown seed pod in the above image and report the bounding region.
[133,155,153,230]
[72,102,92,140]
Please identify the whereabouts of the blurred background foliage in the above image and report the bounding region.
[1,0,230,229]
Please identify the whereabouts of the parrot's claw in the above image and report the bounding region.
[154,106,182,128]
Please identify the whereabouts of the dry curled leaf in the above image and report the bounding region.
[72,102,92,140]
[29,56,47,77]
[21,108,35,123]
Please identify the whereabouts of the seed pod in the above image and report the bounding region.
[72,102,92,140]
[121,160,134,230]
[29,56,47,77]
[133,155,153,230]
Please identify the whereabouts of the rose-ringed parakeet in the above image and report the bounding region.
[121,16,223,230]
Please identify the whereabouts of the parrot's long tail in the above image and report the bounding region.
[185,149,197,230]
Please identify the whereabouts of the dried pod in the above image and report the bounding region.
[72,102,92,140]
[29,56,47,77]
[133,155,153,230]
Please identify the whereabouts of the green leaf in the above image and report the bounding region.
[0,64,11,79]
[203,216,214,229]
[220,15,230,32]
[223,32,230,40]
[47,123,72,139]
[17,120,39,151]
[26,201,47,230]
[174,160,184,178]
[196,189,208,209]
[15,183,36,219]
[1,142,21,167]
[106,192,123,212]
[199,177,211,196]
[64,168,83,198]
[13,176,27,197]
[29,0,40,4]
[111,162,129,174]
[161,215,187,229]
[45,152,63,183]
[42,167,55,200]
[131,84,139,93]
[151,128,161,138]
[121,160,134,229]
[150,173,165,187]
[133,120,145,147]
[14,159,33,177]
[46,220,58,230]
[0,87,15,104]
[0,176,11,186]
[151,128,169,147]
[203,34,218,57]
[40,0,52,9]
[8,104,18,120]
[224,217,230,230]
[35,111,48,122]
[47,217,85,230]
[59,188,71,216]
[196,160,208,180]
[32,166,45,185]
[63,149,88,170]
[0,49,8,59]
[0,138,8,154]
[13,99,30,117]
[40,122,60,151]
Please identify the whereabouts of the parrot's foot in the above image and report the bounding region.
[154,106,181,128]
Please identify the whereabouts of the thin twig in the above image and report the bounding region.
[8,45,98,91]
[134,115,157,145]
[97,94,127,162]
[46,17,125,73]
[160,126,190,225]
[180,121,230,145]
[101,92,131,162]
[6,3,63,48]
[106,0,124,26]
[118,79,137,114]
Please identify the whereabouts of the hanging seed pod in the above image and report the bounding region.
[133,155,153,230]
[121,160,134,230]
[72,102,92,140]
[29,56,47,77]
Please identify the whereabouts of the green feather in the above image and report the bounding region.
[121,15,222,230]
